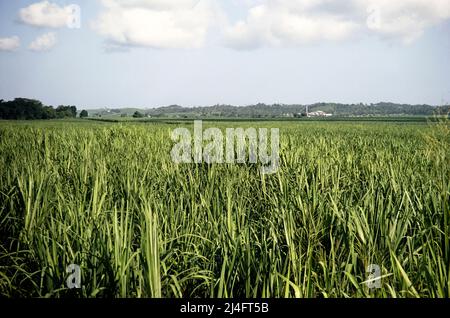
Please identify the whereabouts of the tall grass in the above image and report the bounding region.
[0,120,448,298]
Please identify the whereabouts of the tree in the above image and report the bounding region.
[56,105,77,118]
[80,110,88,118]
[0,99,80,120]
[133,111,144,118]
[0,98,44,119]
[42,106,56,119]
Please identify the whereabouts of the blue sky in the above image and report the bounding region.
[0,0,449,109]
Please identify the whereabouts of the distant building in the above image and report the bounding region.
[295,110,332,117]
[307,110,332,117]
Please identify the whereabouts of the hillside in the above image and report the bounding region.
[87,102,450,119]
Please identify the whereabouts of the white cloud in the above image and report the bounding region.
[100,0,203,10]
[365,0,450,44]
[19,1,76,28]
[0,36,20,51]
[29,32,57,51]
[224,0,450,49]
[92,0,221,49]
[225,2,359,49]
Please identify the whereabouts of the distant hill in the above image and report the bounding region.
[87,102,449,119]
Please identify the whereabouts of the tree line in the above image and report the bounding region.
[144,102,450,118]
[0,98,88,120]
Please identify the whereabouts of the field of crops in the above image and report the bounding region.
[0,120,449,298]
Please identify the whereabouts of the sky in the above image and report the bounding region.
[0,0,449,109]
